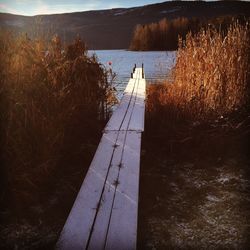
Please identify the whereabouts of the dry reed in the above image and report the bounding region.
[147,21,250,127]
[0,32,115,212]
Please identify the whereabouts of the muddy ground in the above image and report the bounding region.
[138,116,250,249]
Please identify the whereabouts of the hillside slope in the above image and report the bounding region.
[0,1,250,49]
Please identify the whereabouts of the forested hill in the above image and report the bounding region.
[0,1,250,49]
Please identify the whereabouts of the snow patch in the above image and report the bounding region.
[206,194,221,202]
[160,8,181,14]
[113,8,136,16]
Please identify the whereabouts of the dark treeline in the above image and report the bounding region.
[129,15,247,51]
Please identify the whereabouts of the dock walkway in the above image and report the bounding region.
[57,67,146,250]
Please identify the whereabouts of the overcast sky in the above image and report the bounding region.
[0,0,168,16]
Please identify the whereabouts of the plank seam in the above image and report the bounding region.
[86,69,141,248]
[104,75,142,248]
[86,69,142,248]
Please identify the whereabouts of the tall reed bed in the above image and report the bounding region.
[147,21,250,127]
[0,32,115,214]
[141,21,250,250]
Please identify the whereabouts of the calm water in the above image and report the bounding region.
[88,50,176,98]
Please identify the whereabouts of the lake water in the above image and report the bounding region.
[88,50,176,98]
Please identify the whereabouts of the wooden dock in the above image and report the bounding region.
[57,67,146,250]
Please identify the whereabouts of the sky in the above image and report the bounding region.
[0,0,167,16]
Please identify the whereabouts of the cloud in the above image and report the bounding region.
[0,0,124,15]
[0,3,21,14]
[0,0,164,16]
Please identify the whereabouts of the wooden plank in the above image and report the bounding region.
[112,131,141,208]
[104,79,136,131]
[57,131,119,250]
[105,131,141,250]
[128,78,146,131]
[87,131,126,250]
[105,68,142,132]
[87,183,115,250]
[120,77,140,131]
[118,68,141,131]
[121,69,146,131]
[105,191,137,250]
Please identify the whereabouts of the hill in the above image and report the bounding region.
[0,1,250,49]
